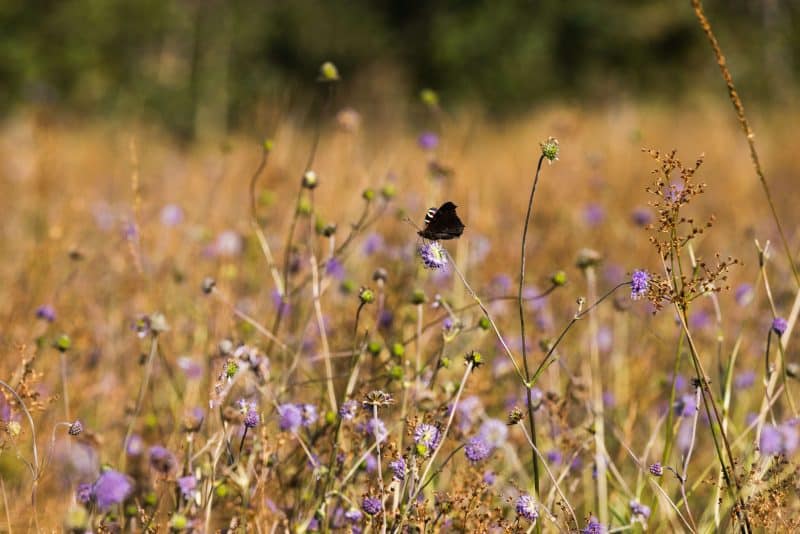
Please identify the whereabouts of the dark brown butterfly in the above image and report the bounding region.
[418,201,465,240]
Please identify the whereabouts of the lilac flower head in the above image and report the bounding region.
[278,403,303,432]
[177,356,203,380]
[126,434,144,456]
[244,408,260,429]
[649,462,663,476]
[344,508,363,523]
[149,445,177,474]
[515,494,538,521]
[418,131,439,151]
[213,230,243,257]
[674,394,697,417]
[483,470,496,485]
[177,475,197,499]
[734,370,755,389]
[760,424,784,455]
[631,207,653,227]
[361,496,382,516]
[464,436,492,463]
[93,470,132,511]
[734,283,754,306]
[301,404,318,427]
[414,423,441,450]
[630,270,649,300]
[362,233,385,256]
[325,258,345,280]
[478,418,508,447]
[772,317,788,336]
[545,449,563,465]
[388,457,406,481]
[418,241,448,270]
[583,203,605,226]
[76,483,92,504]
[35,304,56,322]
[160,204,184,227]
[630,500,651,519]
[581,516,607,534]
[781,421,799,455]
[339,400,359,420]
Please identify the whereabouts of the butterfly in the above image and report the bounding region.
[418,201,465,240]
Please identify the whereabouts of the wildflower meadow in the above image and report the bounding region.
[2,2,800,533]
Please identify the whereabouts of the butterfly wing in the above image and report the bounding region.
[418,201,465,240]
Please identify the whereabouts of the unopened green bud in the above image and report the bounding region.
[540,137,560,162]
[390,342,405,358]
[302,171,318,189]
[359,287,375,304]
[55,334,72,352]
[420,88,439,108]
[319,61,340,82]
[551,270,567,286]
[478,316,490,331]
[410,289,427,305]
[381,184,397,200]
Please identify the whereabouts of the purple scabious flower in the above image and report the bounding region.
[418,241,448,270]
[649,462,663,476]
[414,423,441,450]
[278,403,303,432]
[362,233,385,256]
[177,356,203,380]
[126,434,144,456]
[583,203,605,226]
[760,424,783,455]
[734,370,755,389]
[149,445,177,474]
[581,516,607,534]
[344,508,363,523]
[160,204,184,227]
[244,408,260,429]
[417,131,439,151]
[389,457,406,481]
[325,258,345,280]
[631,207,653,227]
[93,470,132,511]
[772,317,788,336]
[364,453,378,473]
[478,419,508,447]
[545,449,563,465]
[307,518,320,531]
[483,470,496,485]
[630,270,649,300]
[515,494,538,522]
[464,436,492,463]
[339,400,359,420]
[674,394,697,417]
[177,475,197,499]
[734,283,754,306]
[456,395,482,431]
[630,499,651,519]
[361,496,382,516]
[35,304,56,322]
[76,482,92,504]
[301,404,318,427]
[213,230,243,258]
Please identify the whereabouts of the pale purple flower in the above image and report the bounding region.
[772,317,788,336]
[631,270,649,300]
[278,404,303,432]
[301,404,318,427]
[344,508,363,523]
[149,445,176,474]
[631,207,653,226]
[160,204,184,226]
[213,230,243,257]
[630,500,651,519]
[583,203,605,226]
[362,233,384,255]
[362,496,382,516]
[483,470,496,485]
[545,449,563,465]
[35,304,56,322]
[581,516,606,534]
[734,283,754,306]
[76,483,92,504]
[649,462,663,476]
[366,418,388,444]
[418,241,448,270]
[515,494,538,521]
[674,394,697,417]
[325,258,345,280]
[389,457,406,480]
[177,356,203,380]
[418,132,439,150]
[177,475,197,498]
[339,400,359,420]
[734,370,755,389]
[478,419,508,447]
[465,436,492,463]
[126,434,144,456]
[93,470,132,511]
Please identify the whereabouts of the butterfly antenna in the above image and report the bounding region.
[403,215,422,232]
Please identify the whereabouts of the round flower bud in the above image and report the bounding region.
[367,341,382,356]
[540,137,560,162]
[302,171,318,190]
[319,61,340,82]
[380,184,397,200]
[410,289,427,305]
[372,268,388,283]
[420,88,439,108]
[390,342,405,358]
[478,317,490,331]
[362,188,375,201]
[359,287,375,304]
[551,270,567,287]
[55,334,72,352]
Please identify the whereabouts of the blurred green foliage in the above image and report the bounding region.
[1,0,797,136]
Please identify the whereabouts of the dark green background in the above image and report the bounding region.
[2,0,796,136]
